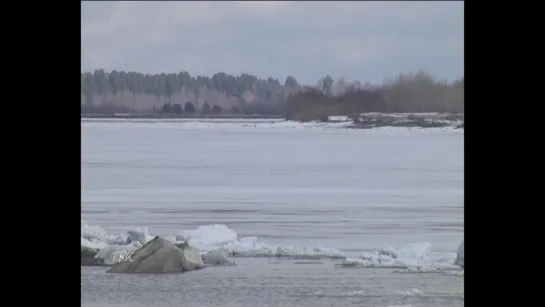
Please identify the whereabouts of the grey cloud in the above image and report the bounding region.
[81,1,463,84]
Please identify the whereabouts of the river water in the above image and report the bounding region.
[81,119,464,307]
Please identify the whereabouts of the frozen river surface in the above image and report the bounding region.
[81,119,464,307]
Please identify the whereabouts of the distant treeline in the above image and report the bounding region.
[81,70,301,115]
[81,70,463,120]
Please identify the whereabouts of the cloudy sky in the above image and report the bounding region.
[82,1,464,85]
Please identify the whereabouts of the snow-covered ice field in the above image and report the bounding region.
[81,118,464,307]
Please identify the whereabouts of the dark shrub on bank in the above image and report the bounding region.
[201,103,211,114]
[172,104,183,115]
[212,105,222,113]
[184,102,196,114]
[285,72,464,121]
[285,88,381,122]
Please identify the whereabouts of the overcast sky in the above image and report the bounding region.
[82,1,464,85]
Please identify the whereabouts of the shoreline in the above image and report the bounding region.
[347,113,464,129]
[81,113,284,119]
[81,112,464,129]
